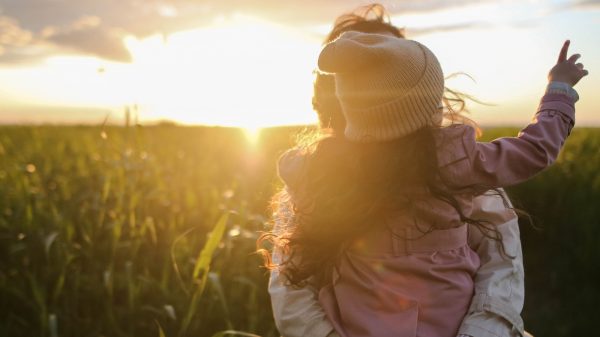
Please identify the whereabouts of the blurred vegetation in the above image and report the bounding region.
[0,125,598,337]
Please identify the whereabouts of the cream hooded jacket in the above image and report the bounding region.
[269,190,525,337]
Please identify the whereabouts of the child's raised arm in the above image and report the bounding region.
[435,40,588,190]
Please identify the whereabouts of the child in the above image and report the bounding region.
[269,32,586,337]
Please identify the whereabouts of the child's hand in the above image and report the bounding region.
[548,40,589,87]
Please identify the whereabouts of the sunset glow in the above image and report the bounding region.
[0,1,599,127]
[120,15,319,127]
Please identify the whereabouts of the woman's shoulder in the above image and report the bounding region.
[277,148,309,190]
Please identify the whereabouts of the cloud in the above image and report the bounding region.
[0,15,56,64]
[185,0,494,25]
[0,16,33,56]
[408,22,492,36]
[0,14,132,63]
[569,0,600,8]
[536,0,600,18]
[45,16,132,62]
[548,0,600,11]
[0,0,492,63]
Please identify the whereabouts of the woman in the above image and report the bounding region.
[267,4,529,337]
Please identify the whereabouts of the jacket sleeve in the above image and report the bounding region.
[458,189,525,337]
[268,189,336,337]
[269,254,336,337]
[436,93,575,190]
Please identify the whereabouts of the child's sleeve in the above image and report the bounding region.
[269,253,336,337]
[268,193,336,337]
[436,92,576,189]
[458,190,525,337]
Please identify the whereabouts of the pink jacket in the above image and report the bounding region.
[272,91,575,337]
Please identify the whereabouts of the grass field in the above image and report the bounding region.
[1,125,599,337]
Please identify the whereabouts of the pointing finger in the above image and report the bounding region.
[576,63,584,70]
[558,40,570,63]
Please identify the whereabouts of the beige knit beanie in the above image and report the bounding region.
[318,31,444,142]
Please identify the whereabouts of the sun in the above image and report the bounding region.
[243,126,262,145]
[120,15,320,128]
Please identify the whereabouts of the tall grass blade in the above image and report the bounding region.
[156,320,167,337]
[179,213,229,336]
[210,331,261,337]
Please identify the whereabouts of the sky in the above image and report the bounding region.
[0,0,599,128]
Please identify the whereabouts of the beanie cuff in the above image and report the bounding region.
[344,92,442,142]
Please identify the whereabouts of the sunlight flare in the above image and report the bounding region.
[121,15,319,127]
[243,126,262,145]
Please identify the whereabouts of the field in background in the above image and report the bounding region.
[1,125,599,337]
